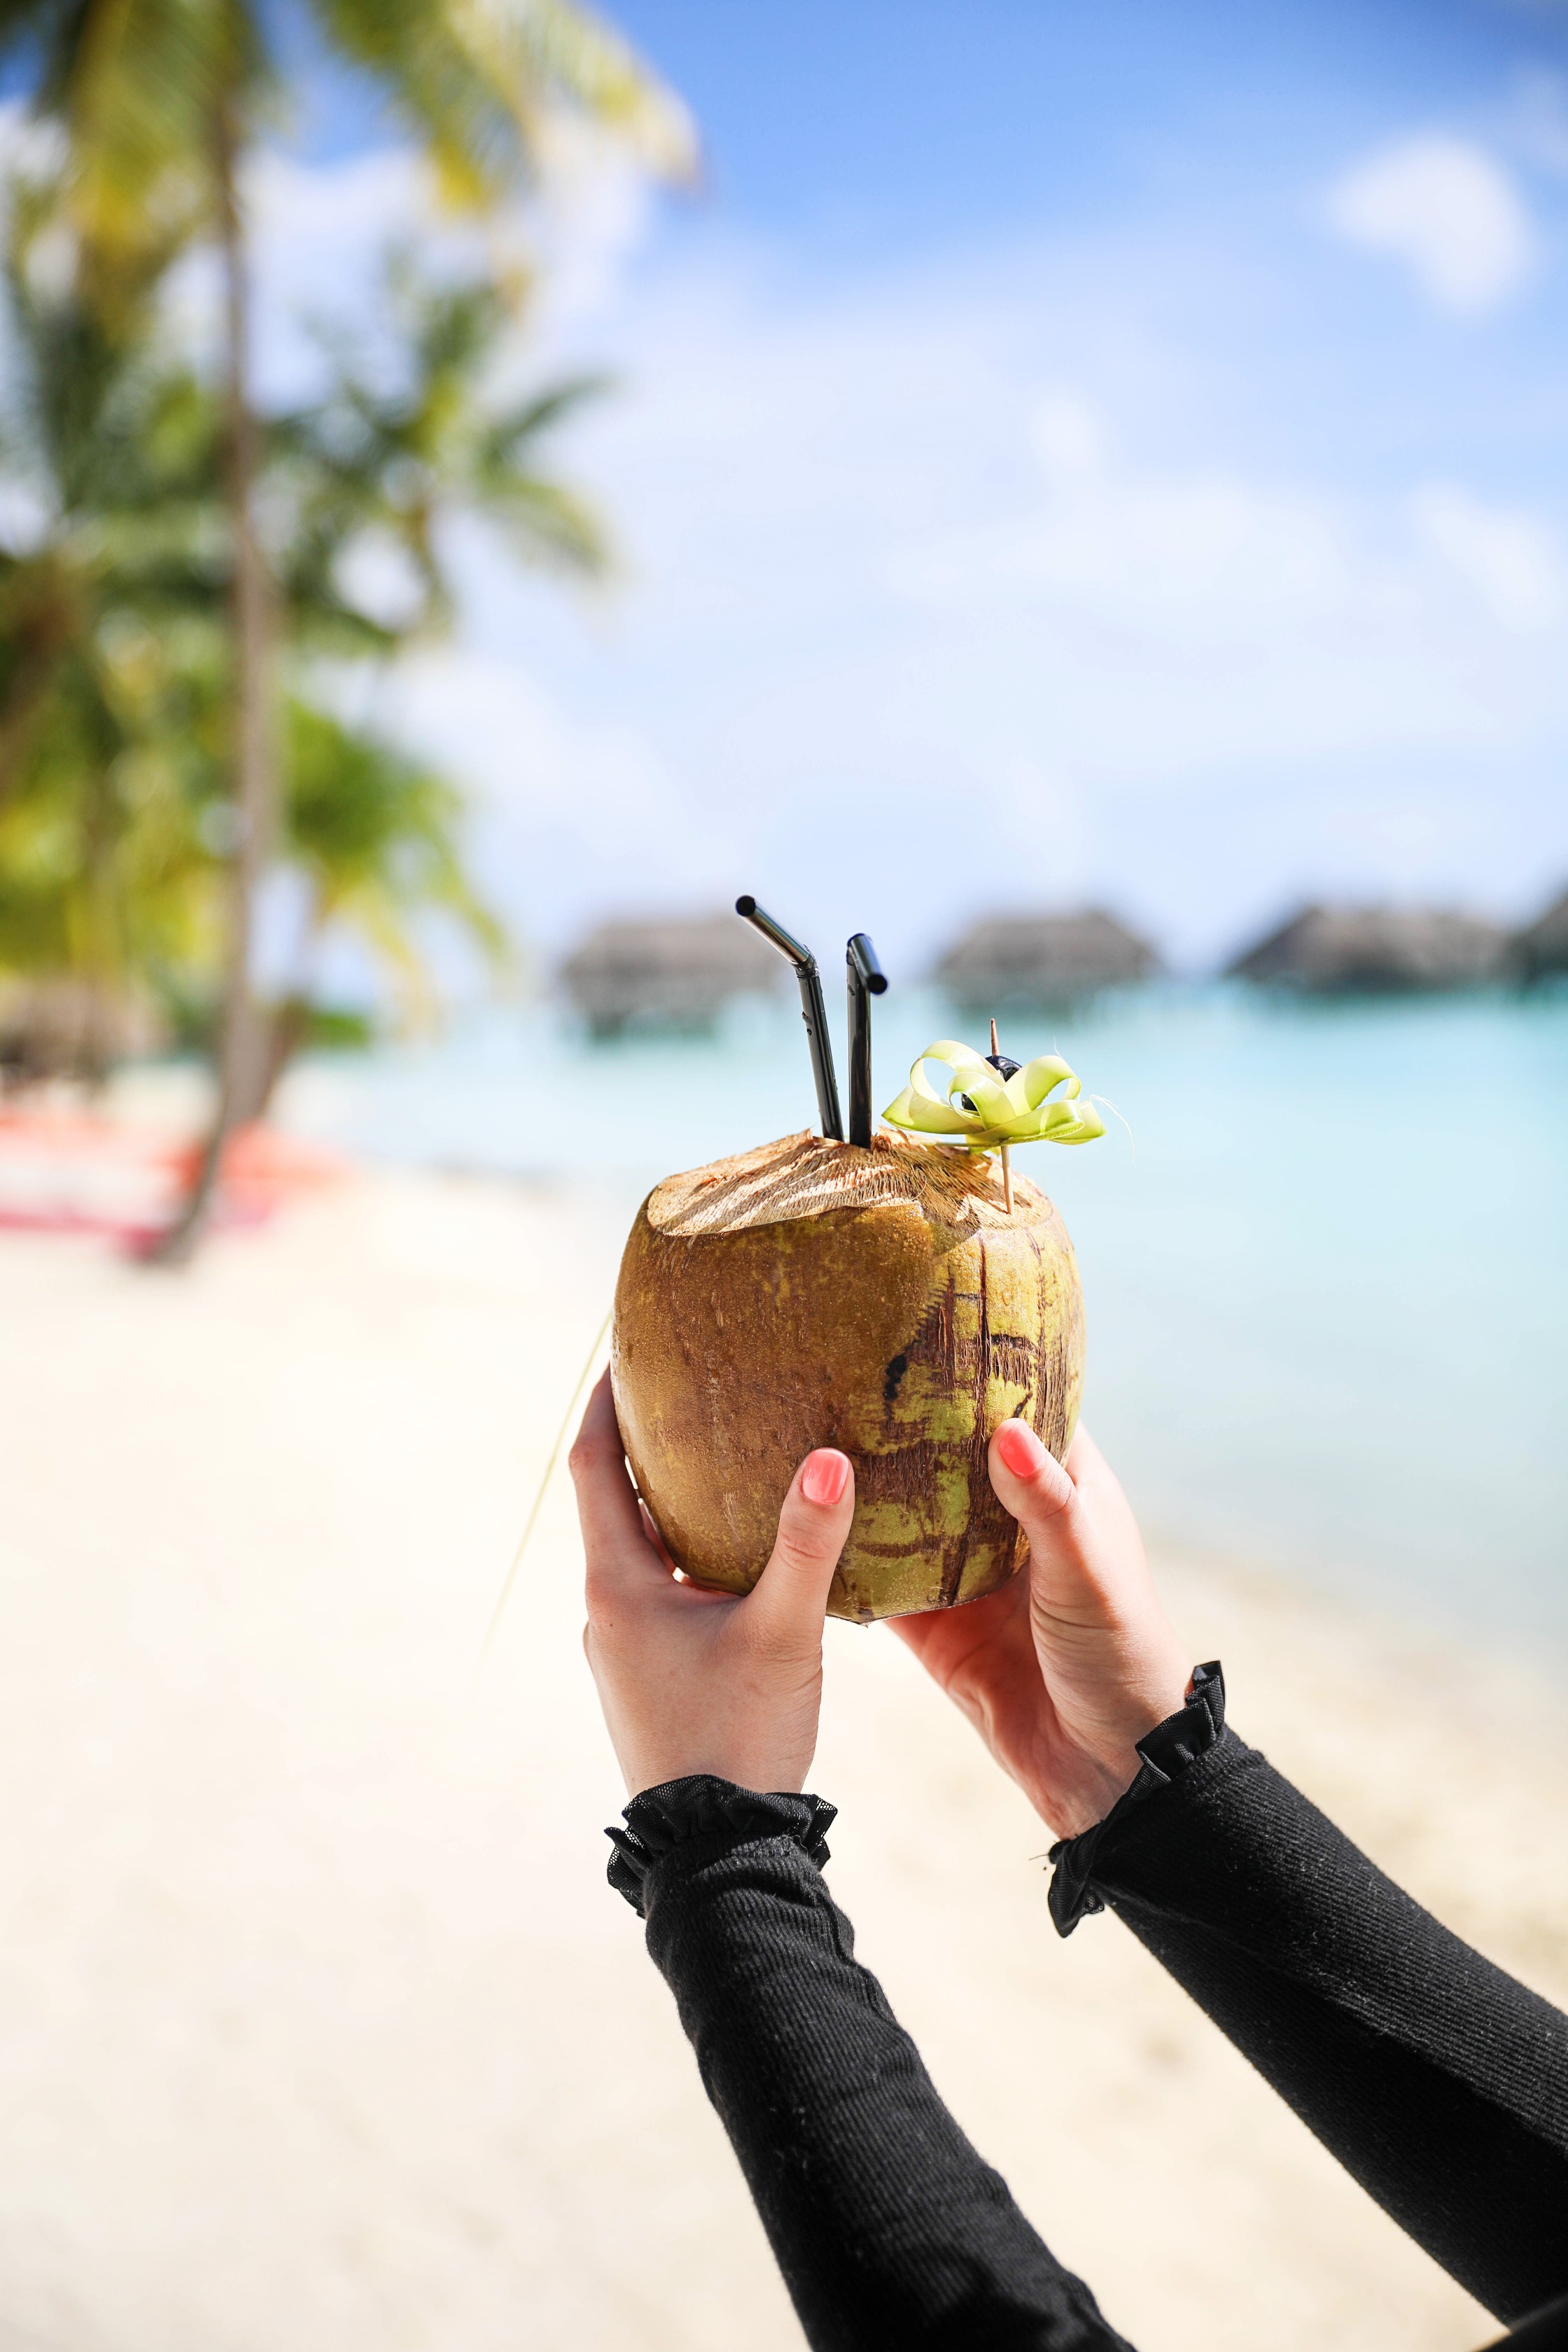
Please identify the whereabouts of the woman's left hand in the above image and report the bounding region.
[571,1371,856,1798]
[892,1419,1189,1837]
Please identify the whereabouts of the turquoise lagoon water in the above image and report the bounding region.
[284,984,1568,1647]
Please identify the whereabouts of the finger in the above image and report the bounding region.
[569,1371,665,1607]
[636,1502,731,1606]
[745,1448,855,1650]
[1063,1419,1104,1483]
[988,1417,1077,1532]
[638,1499,677,1572]
[993,1415,1160,1637]
[1058,1420,1153,1586]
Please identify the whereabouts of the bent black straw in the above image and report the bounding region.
[846,932,888,1148]
[736,895,844,1140]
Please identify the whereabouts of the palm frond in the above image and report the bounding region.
[482,369,610,451]
[486,473,606,573]
[52,0,240,266]
[286,696,507,1021]
[307,0,694,209]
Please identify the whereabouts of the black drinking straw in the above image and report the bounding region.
[736,895,844,1140]
[846,932,888,1148]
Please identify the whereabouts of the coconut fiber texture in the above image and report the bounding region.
[611,1130,1084,1620]
[608,1695,1568,2348]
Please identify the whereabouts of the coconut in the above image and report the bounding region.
[611,1127,1084,1621]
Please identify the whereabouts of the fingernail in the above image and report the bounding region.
[995,1420,1046,1478]
[801,1449,850,1506]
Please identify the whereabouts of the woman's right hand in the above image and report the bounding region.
[892,1420,1191,1839]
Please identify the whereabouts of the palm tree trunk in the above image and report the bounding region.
[0,601,73,812]
[151,103,274,1263]
[79,764,116,1095]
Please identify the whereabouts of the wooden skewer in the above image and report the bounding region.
[990,1016,1014,1215]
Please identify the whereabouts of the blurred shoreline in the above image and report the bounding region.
[60,975,1568,1656]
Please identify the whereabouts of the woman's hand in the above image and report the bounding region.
[893,1420,1189,1839]
[571,1371,856,1798]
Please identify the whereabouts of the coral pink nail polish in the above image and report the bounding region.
[802,1450,850,1506]
[995,1420,1046,1478]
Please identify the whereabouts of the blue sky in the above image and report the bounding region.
[254,1,1568,972]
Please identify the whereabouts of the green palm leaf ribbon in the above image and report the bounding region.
[883,1040,1105,1155]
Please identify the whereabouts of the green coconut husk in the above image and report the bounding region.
[612,1126,1086,1621]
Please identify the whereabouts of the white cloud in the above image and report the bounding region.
[890,429,1359,650]
[208,145,1568,967]
[360,650,741,945]
[0,97,65,183]
[1410,484,1565,631]
[167,150,447,402]
[1029,391,1107,484]
[162,131,659,408]
[1324,135,1536,314]
[524,115,662,331]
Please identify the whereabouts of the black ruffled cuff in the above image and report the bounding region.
[1048,1662,1226,1937]
[606,1773,837,1917]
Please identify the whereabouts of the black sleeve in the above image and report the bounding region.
[608,1776,1133,2352]
[1049,1667,1568,2325]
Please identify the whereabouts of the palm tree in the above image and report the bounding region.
[0,0,693,1254]
[237,255,608,1109]
[241,698,506,1118]
[276,254,610,640]
[0,200,610,1096]
[0,173,228,1079]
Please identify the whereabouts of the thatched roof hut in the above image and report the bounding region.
[559,913,783,1037]
[0,978,167,1088]
[1514,887,1568,982]
[1228,904,1508,992]
[934,911,1158,1011]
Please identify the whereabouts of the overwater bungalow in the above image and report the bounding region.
[1514,887,1568,982]
[1228,904,1508,992]
[934,911,1158,1011]
[559,913,783,1038]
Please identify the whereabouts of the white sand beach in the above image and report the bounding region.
[0,1166,1562,2352]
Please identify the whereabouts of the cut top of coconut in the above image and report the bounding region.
[645,1128,1049,1239]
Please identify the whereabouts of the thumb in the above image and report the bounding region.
[988,1417,1078,1546]
[746,1449,856,1648]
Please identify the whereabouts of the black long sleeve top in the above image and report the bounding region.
[606,1671,1568,2351]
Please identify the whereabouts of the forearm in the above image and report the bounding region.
[1051,1679,1568,2322]
[610,1777,1132,2352]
